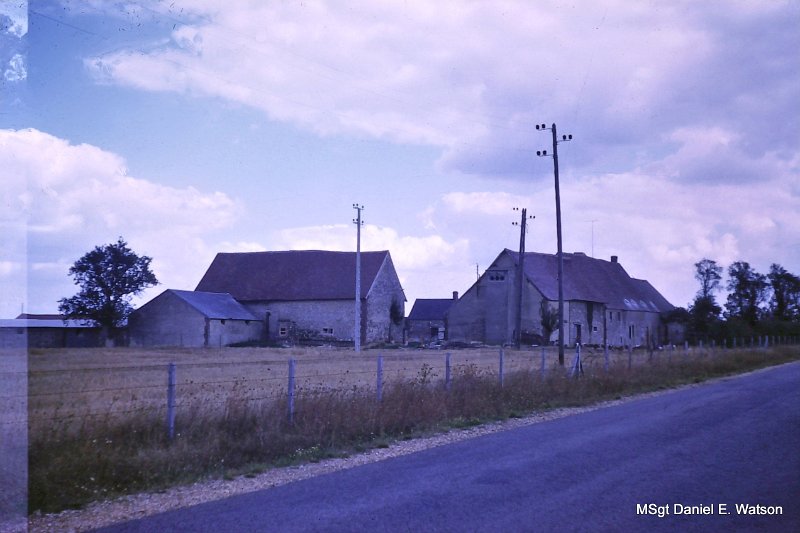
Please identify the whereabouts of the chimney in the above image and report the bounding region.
[611,255,618,263]
[452,291,459,300]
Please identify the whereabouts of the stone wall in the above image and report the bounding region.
[206,318,264,347]
[364,254,405,344]
[246,300,356,343]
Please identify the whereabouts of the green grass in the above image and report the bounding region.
[28,345,800,514]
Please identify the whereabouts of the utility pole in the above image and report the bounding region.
[512,207,534,349]
[353,203,364,352]
[590,219,598,258]
[537,123,572,366]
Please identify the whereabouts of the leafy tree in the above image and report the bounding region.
[688,296,722,341]
[768,264,800,321]
[539,301,558,344]
[688,259,723,340]
[694,259,723,299]
[724,261,767,325]
[58,238,158,339]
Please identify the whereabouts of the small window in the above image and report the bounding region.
[322,327,334,335]
[245,320,250,325]
[609,312,613,321]
[488,272,506,282]
[220,319,226,325]
[279,326,288,337]
[593,326,598,332]
[628,325,635,339]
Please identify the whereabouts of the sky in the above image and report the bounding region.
[1,0,799,319]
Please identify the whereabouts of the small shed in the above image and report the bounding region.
[128,290,262,347]
[406,293,458,344]
[0,314,102,349]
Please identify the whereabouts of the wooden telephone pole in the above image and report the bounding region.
[537,123,572,366]
[513,207,533,349]
[353,203,364,352]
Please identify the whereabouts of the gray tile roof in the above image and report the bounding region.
[407,299,456,321]
[168,290,257,320]
[504,250,674,312]
[195,250,392,302]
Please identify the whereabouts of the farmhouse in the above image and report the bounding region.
[405,293,458,344]
[446,249,675,347]
[128,290,262,347]
[195,250,406,345]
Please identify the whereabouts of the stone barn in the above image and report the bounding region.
[447,249,675,347]
[195,250,406,345]
[128,289,262,347]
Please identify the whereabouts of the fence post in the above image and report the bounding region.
[604,342,609,372]
[445,352,451,392]
[684,341,689,356]
[287,358,296,424]
[376,355,384,402]
[571,344,583,378]
[628,345,633,370]
[499,348,504,387]
[166,362,176,441]
[541,347,546,379]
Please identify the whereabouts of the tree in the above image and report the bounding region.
[58,238,158,339]
[694,259,722,299]
[724,261,768,325]
[689,259,723,340]
[540,301,558,345]
[768,263,800,321]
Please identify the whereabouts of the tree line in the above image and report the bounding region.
[668,259,800,343]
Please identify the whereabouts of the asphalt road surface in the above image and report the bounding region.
[94,362,800,533]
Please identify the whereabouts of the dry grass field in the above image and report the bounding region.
[26,343,799,514]
[27,345,560,429]
[27,344,700,432]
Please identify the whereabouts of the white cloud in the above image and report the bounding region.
[441,192,530,217]
[0,5,26,38]
[0,128,241,315]
[4,53,26,82]
[81,1,799,185]
[0,261,20,278]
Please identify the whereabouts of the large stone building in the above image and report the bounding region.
[195,250,406,345]
[128,290,262,347]
[447,249,675,347]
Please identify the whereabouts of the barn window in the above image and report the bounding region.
[488,272,506,282]
[629,324,635,339]
[609,312,613,321]
[593,326,598,332]
[322,327,334,335]
[279,326,288,337]
[220,319,226,325]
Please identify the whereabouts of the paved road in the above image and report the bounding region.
[95,363,800,533]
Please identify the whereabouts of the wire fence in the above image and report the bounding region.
[17,335,799,437]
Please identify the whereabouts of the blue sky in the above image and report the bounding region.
[1,0,799,318]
